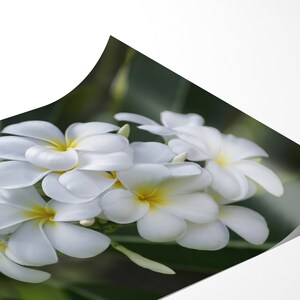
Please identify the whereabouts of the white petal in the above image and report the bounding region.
[235,160,284,196]
[42,173,97,203]
[162,193,219,223]
[114,112,158,125]
[220,205,269,244]
[101,189,149,223]
[0,204,31,229]
[168,138,209,161]
[162,169,212,195]
[177,220,229,250]
[0,186,46,209]
[218,180,257,205]
[77,151,133,171]
[206,160,249,200]
[164,162,202,176]
[243,179,258,199]
[44,222,110,258]
[0,136,38,161]
[138,125,175,136]
[0,161,50,188]
[0,252,50,283]
[137,210,187,242]
[48,199,102,221]
[75,134,129,153]
[195,168,213,189]
[222,134,268,162]
[131,142,175,163]
[65,122,119,143]
[8,220,58,266]
[59,170,115,198]
[25,146,78,171]
[161,111,204,128]
[2,121,65,144]
[177,126,223,158]
[117,164,171,194]
[0,224,20,235]
[4,247,38,267]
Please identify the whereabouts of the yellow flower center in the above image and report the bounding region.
[106,171,124,189]
[136,187,169,209]
[215,154,229,167]
[47,139,78,152]
[25,205,56,222]
[0,241,6,252]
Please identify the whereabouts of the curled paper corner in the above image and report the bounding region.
[0,31,112,121]
[271,225,300,250]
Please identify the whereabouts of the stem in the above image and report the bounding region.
[109,235,276,251]
[90,219,136,234]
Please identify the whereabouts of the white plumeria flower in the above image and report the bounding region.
[0,121,133,203]
[177,192,269,250]
[115,111,204,137]
[106,142,205,192]
[100,164,218,243]
[0,187,110,266]
[0,235,51,283]
[169,126,284,200]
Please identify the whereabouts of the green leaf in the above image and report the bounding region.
[12,282,70,300]
[111,242,175,275]
[66,283,162,300]
[0,280,19,299]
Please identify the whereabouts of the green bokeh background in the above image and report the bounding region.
[0,36,299,300]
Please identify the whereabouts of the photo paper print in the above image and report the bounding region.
[0,36,299,300]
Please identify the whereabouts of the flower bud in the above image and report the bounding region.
[172,152,187,163]
[118,124,130,138]
[79,218,95,227]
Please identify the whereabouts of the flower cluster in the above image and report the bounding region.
[0,111,283,282]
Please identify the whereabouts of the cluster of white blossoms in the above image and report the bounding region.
[0,111,283,283]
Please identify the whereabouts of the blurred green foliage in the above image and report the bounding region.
[0,36,299,300]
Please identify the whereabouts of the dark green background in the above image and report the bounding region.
[0,36,299,300]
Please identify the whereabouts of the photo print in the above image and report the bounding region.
[0,37,299,300]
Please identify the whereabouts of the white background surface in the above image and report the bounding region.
[1,1,300,299]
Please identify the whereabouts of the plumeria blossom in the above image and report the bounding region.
[106,141,208,193]
[0,187,110,266]
[101,164,218,243]
[0,121,133,203]
[168,126,284,200]
[116,111,283,200]
[115,111,204,137]
[177,191,269,250]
